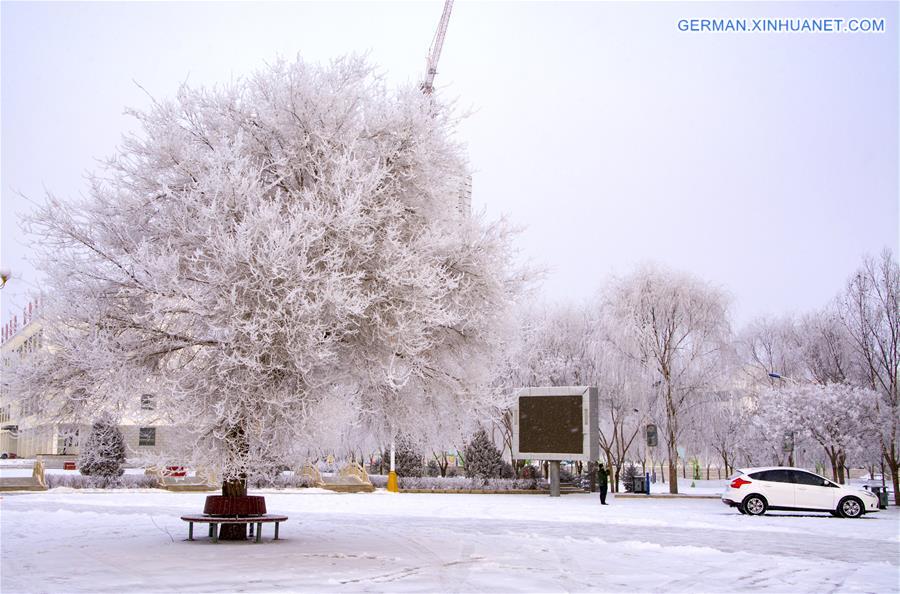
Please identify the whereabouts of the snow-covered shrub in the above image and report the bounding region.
[78,417,126,477]
[463,428,502,480]
[250,473,315,489]
[445,465,461,478]
[559,467,575,483]
[500,461,516,479]
[513,477,550,490]
[45,473,159,489]
[397,476,548,491]
[368,473,546,491]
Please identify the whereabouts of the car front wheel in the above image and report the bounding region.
[838,497,863,519]
[743,495,767,516]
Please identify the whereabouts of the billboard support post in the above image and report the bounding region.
[549,461,560,497]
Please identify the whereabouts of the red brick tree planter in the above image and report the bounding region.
[204,495,267,540]
[203,495,267,516]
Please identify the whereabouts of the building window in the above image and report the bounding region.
[140,394,155,410]
[138,427,156,446]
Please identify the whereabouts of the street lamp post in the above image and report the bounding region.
[386,440,399,492]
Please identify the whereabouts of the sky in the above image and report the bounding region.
[1,1,897,329]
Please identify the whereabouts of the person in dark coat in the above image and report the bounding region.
[598,463,609,505]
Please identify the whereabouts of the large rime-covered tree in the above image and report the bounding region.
[14,56,518,525]
[78,417,126,478]
[838,250,899,503]
[603,265,731,494]
[760,383,880,484]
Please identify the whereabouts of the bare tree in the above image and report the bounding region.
[838,250,900,503]
[591,334,649,493]
[603,265,731,494]
[795,308,853,385]
[737,315,802,385]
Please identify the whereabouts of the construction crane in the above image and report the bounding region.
[420,0,454,95]
[421,1,471,214]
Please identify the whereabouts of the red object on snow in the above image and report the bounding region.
[63,461,76,470]
[166,466,187,477]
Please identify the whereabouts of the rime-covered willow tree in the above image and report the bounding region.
[603,265,731,494]
[17,56,518,501]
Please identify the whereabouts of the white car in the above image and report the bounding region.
[721,467,880,518]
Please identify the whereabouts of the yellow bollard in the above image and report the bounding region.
[386,470,399,492]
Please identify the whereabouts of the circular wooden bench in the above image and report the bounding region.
[180,514,288,543]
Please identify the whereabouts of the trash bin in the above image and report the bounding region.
[870,486,889,510]
[631,475,646,494]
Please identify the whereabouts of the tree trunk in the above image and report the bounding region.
[219,422,250,540]
[433,452,448,477]
[837,450,847,484]
[827,450,839,483]
[667,442,679,494]
[663,379,680,494]
[219,478,248,540]
[890,457,900,506]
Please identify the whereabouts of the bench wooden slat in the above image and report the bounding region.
[180,515,287,523]
[181,514,288,543]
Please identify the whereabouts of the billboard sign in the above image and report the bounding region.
[512,386,599,462]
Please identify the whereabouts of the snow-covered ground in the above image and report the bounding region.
[2,489,897,593]
[646,478,727,496]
